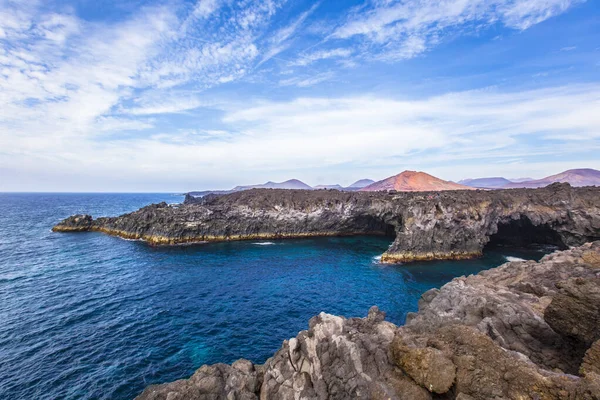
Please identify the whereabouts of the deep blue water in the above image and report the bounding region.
[0,193,549,400]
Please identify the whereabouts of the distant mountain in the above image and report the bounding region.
[347,179,375,189]
[233,179,312,191]
[189,179,313,197]
[361,171,474,192]
[459,177,514,189]
[503,168,600,189]
[314,184,345,190]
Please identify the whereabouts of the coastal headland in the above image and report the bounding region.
[53,183,600,263]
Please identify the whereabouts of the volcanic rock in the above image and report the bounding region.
[53,183,600,263]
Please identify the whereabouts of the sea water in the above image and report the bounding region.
[0,193,548,400]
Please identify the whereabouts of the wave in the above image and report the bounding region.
[505,256,526,262]
[253,242,276,246]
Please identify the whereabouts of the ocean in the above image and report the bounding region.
[0,193,548,399]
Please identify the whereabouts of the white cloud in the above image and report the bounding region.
[499,0,580,29]
[5,83,599,191]
[259,3,320,65]
[95,117,155,132]
[279,71,335,87]
[0,0,286,144]
[139,0,286,89]
[124,91,208,115]
[332,0,586,60]
[191,0,222,19]
[0,2,176,142]
[125,99,204,115]
[290,48,353,66]
[0,0,594,191]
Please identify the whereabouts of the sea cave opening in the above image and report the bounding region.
[351,214,398,239]
[484,216,567,252]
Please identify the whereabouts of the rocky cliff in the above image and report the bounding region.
[53,183,600,263]
[136,242,600,400]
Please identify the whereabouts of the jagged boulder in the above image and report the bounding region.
[137,360,262,400]
[259,306,403,399]
[390,339,455,394]
[545,277,600,348]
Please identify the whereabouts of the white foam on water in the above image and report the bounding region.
[253,242,276,246]
[505,256,526,262]
[372,255,382,264]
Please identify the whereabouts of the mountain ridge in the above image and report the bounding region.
[504,168,600,188]
[233,179,312,191]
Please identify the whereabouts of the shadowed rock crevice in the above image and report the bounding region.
[349,214,399,238]
[484,215,567,251]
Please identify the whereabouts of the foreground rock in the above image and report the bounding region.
[53,183,600,262]
[137,242,600,400]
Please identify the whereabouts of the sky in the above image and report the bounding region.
[1,0,599,192]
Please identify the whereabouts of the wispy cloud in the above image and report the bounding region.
[140,1,285,89]
[0,1,176,139]
[289,48,352,66]
[0,0,595,191]
[331,0,586,60]
[279,71,335,87]
[124,96,205,115]
[5,82,599,190]
[258,2,320,65]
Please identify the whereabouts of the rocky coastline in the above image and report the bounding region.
[136,242,600,399]
[53,183,600,263]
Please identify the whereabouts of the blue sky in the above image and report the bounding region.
[1,0,599,191]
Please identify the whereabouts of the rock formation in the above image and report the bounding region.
[53,183,600,263]
[136,242,600,400]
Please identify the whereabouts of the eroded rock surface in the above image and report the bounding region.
[137,242,600,400]
[53,183,600,262]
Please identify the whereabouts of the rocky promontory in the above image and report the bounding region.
[53,183,600,263]
[136,242,600,399]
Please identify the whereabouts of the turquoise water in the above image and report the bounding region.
[0,193,548,400]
